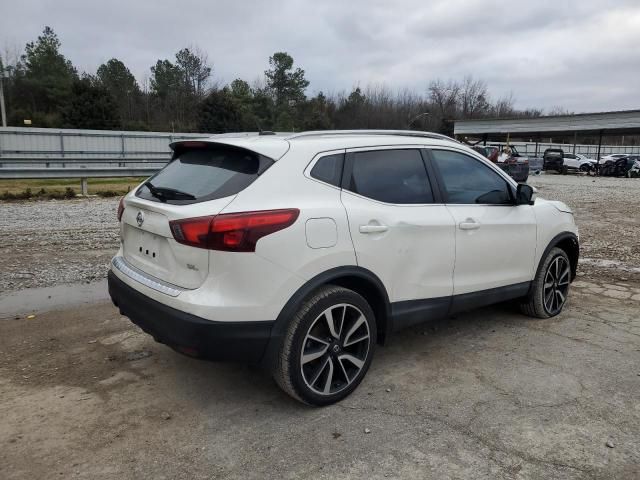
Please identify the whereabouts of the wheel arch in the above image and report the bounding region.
[262,266,392,368]
[539,232,579,281]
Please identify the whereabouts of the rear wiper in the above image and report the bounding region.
[144,181,196,201]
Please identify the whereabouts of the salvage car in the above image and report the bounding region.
[109,130,579,405]
[543,148,566,173]
[562,153,596,172]
[471,144,529,182]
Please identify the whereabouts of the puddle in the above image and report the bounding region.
[0,279,109,318]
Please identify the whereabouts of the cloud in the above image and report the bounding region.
[1,0,639,112]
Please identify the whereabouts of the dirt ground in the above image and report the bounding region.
[1,172,639,479]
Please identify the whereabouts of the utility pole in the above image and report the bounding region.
[0,67,7,127]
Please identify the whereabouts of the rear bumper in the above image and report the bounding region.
[108,271,274,363]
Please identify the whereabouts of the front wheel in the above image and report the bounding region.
[272,285,376,406]
[520,247,571,318]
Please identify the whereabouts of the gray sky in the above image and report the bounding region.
[2,0,639,112]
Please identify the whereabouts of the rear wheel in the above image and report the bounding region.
[520,247,571,318]
[273,285,376,406]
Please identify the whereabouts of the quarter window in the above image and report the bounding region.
[430,150,512,205]
[347,149,433,204]
[310,153,344,187]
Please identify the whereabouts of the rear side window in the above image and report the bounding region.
[347,149,434,204]
[136,146,273,204]
[430,150,512,205]
[310,153,343,187]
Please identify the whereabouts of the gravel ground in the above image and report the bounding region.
[0,173,639,293]
[1,279,639,479]
[1,174,639,479]
[0,198,120,292]
[528,173,640,281]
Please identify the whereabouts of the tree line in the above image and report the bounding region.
[1,26,548,135]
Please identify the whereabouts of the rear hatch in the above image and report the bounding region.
[120,142,274,289]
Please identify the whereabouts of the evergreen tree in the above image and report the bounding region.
[197,88,241,133]
[62,76,120,129]
[96,58,141,126]
[22,27,77,114]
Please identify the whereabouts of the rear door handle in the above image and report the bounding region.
[458,218,480,230]
[359,224,388,234]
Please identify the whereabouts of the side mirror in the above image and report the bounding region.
[516,183,535,205]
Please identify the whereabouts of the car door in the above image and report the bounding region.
[340,147,456,325]
[563,154,579,169]
[427,148,537,297]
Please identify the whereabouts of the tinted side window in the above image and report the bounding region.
[431,150,512,205]
[310,153,343,187]
[348,149,433,204]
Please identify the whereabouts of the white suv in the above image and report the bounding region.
[108,130,579,406]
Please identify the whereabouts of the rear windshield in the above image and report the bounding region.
[136,145,273,204]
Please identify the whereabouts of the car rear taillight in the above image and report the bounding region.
[117,197,125,222]
[169,209,299,252]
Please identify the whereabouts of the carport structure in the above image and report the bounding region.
[453,109,640,161]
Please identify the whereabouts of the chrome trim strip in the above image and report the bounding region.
[111,256,187,297]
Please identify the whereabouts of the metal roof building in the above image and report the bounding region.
[454,109,640,137]
[454,109,640,158]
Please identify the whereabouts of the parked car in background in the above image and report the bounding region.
[600,153,628,162]
[562,153,596,172]
[471,145,499,162]
[600,155,638,177]
[472,144,529,182]
[108,130,579,405]
[543,148,566,173]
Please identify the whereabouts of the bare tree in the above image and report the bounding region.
[548,106,573,116]
[460,75,489,118]
[492,92,516,117]
[428,79,460,119]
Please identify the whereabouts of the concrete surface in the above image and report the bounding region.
[1,280,639,479]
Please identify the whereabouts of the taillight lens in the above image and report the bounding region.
[117,197,125,222]
[169,209,299,252]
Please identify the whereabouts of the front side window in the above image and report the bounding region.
[430,150,512,205]
[347,149,433,204]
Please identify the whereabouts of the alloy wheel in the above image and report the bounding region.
[300,303,371,396]
[543,255,570,315]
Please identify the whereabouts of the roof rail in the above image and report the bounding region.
[286,129,457,142]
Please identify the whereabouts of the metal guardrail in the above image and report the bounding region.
[0,156,168,165]
[0,127,209,194]
[0,156,170,194]
[1,127,638,195]
[0,167,161,179]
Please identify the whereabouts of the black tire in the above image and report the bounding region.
[272,285,377,406]
[579,164,591,173]
[520,247,571,319]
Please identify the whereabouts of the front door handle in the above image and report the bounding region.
[359,224,388,234]
[459,218,481,230]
